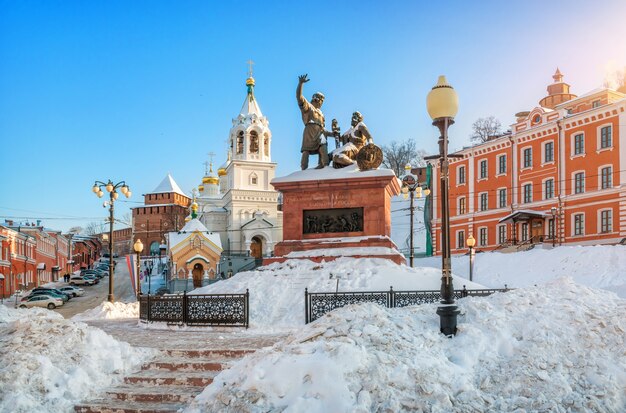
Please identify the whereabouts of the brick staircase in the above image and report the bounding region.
[74,349,254,413]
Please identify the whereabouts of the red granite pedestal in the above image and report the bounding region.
[265,166,405,265]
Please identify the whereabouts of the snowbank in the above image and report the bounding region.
[417,244,626,298]
[72,301,139,321]
[191,257,484,330]
[186,278,626,412]
[0,306,155,413]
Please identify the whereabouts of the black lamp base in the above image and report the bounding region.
[436,305,460,336]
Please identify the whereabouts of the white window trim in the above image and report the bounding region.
[478,226,488,247]
[520,145,533,170]
[521,181,533,204]
[571,212,585,237]
[497,224,507,244]
[597,164,613,190]
[497,187,507,209]
[496,154,507,176]
[455,230,466,250]
[597,208,613,234]
[457,196,466,215]
[596,123,614,153]
[477,160,488,181]
[571,170,586,195]
[456,165,467,185]
[570,132,586,159]
[541,177,555,200]
[478,191,489,211]
[541,140,555,165]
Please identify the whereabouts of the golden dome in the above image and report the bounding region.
[217,167,227,177]
[191,201,198,211]
[198,184,204,192]
[184,216,191,222]
[246,77,255,87]
[202,176,211,184]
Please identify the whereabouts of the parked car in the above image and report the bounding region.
[24,290,70,302]
[70,276,95,286]
[81,269,104,279]
[58,286,85,297]
[17,295,64,309]
[82,275,99,284]
[30,287,72,300]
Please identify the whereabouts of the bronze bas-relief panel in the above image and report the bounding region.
[303,207,363,235]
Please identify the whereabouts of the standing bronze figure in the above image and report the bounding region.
[297,74,334,169]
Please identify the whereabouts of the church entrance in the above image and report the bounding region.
[250,236,263,259]
[192,263,204,288]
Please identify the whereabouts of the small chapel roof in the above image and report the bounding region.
[149,173,187,197]
[180,218,210,233]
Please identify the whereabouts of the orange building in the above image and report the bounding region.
[428,70,626,254]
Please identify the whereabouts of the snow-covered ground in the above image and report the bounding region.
[186,278,626,413]
[72,301,139,321]
[0,306,155,413]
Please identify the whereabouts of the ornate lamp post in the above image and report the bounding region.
[133,238,143,298]
[466,234,476,282]
[427,75,460,336]
[92,180,131,302]
[401,164,431,267]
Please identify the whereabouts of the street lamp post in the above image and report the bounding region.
[133,239,143,298]
[550,206,557,247]
[466,234,476,282]
[92,180,132,302]
[401,164,431,267]
[427,75,460,336]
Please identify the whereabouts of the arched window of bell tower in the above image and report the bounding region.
[263,133,270,157]
[237,131,244,154]
[250,130,259,154]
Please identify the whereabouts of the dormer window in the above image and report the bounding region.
[592,100,601,108]
[533,114,541,124]
[249,172,258,185]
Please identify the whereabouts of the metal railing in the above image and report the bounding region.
[139,290,249,328]
[305,286,509,324]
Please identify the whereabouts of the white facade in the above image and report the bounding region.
[197,76,283,256]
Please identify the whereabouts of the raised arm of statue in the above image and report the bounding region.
[297,74,309,108]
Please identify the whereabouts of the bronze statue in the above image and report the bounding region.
[332,111,373,168]
[297,74,334,169]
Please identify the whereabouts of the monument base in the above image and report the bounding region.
[267,165,404,265]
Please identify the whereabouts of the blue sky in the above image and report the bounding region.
[1,0,625,232]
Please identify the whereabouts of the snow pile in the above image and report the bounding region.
[186,278,626,413]
[72,301,139,321]
[191,257,483,330]
[418,244,626,298]
[0,306,155,413]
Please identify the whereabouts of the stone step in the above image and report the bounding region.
[162,348,254,359]
[74,399,186,413]
[124,369,218,387]
[142,358,230,372]
[106,384,205,403]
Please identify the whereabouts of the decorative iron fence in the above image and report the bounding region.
[305,286,509,324]
[139,290,249,328]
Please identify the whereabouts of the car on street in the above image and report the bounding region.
[70,276,95,286]
[82,275,99,284]
[81,269,104,279]
[23,290,70,302]
[30,287,72,300]
[17,295,65,309]
[58,286,85,297]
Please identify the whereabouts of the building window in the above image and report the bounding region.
[457,230,465,249]
[479,160,487,179]
[601,166,612,189]
[498,188,507,208]
[458,197,466,215]
[548,218,555,239]
[544,179,554,200]
[237,131,244,154]
[479,228,487,247]
[544,141,554,162]
[574,214,584,236]
[592,100,601,108]
[523,184,532,203]
[574,134,584,155]
[480,193,488,211]
[521,223,528,241]
[498,225,506,244]
[249,131,259,153]
[523,148,532,168]
[574,172,585,194]
[458,166,466,184]
[600,210,612,233]
[600,126,612,149]
[498,155,506,174]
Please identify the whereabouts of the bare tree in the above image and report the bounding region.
[381,139,427,177]
[67,226,83,235]
[603,66,626,91]
[470,116,502,143]
[84,221,105,236]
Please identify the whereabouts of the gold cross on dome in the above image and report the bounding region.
[247,59,254,77]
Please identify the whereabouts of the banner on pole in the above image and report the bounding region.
[126,255,137,296]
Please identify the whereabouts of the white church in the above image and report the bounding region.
[195,74,283,262]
